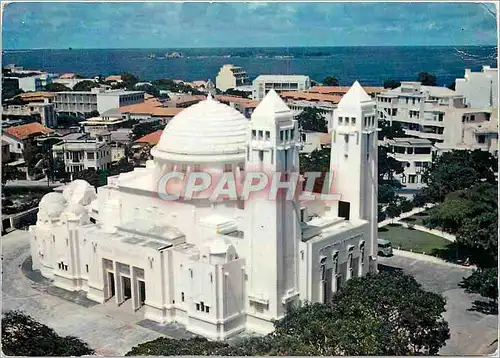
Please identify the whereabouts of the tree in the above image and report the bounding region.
[44,83,71,92]
[421,150,497,202]
[383,79,401,89]
[135,84,160,98]
[378,145,404,185]
[1,165,25,183]
[417,72,437,86]
[378,183,396,204]
[127,272,449,356]
[296,107,328,133]
[2,311,94,356]
[299,148,331,193]
[56,113,80,128]
[378,119,406,140]
[424,182,497,267]
[322,76,339,86]
[126,337,240,356]
[121,72,139,90]
[385,198,402,223]
[224,88,250,98]
[72,80,99,92]
[131,121,162,141]
[2,78,23,102]
[72,168,100,187]
[459,267,498,312]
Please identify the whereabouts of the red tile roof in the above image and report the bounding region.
[5,122,55,140]
[215,95,260,108]
[135,130,163,145]
[280,91,343,104]
[119,98,184,117]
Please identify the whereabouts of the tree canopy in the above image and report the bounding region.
[459,267,498,313]
[121,72,139,90]
[383,79,401,89]
[296,107,328,133]
[44,83,71,92]
[135,84,160,98]
[378,119,406,141]
[420,149,497,202]
[131,120,163,141]
[72,80,99,92]
[424,182,497,267]
[126,272,449,356]
[417,72,437,86]
[322,76,339,86]
[2,311,94,356]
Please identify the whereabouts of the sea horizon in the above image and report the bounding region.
[3,44,497,51]
[3,46,497,86]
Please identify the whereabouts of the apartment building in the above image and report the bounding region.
[252,75,311,100]
[52,138,112,174]
[435,107,498,155]
[3,102,57,128]
[300,131,331,154]
[53,88,145,116]
[215,64,249,92]
[385,138,435,190]
[455,65,498,109]
[5,74,55,92]
[376,81,465,143]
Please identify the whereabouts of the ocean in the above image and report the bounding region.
[2,46,497,86]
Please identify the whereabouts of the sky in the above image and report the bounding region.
[2,2,498,49]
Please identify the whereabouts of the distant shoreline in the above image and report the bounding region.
[2,45,497,52]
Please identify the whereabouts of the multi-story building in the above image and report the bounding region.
[215,64,249,92]
[435,107,498,156]
[2,122,56,163]
[455,65,498,109]
[299,131,331,154]
[3,102,57,128]
[252,75,311,100]
[5,74,55,92]
[52,138,112,174]
[376,81,465,143]
[53,89,145,117]
[2,140,11,163]
[384,138,435,190]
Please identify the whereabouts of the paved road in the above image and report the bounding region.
[2,230,161,356]
[378,255,498,356]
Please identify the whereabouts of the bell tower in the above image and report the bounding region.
[244,90,301,333]
[329,81,378,272]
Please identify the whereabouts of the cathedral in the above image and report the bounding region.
[29,82,378,340]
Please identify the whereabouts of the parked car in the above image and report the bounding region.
[377,238,393,256]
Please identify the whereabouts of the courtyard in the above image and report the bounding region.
[2,229,498,355]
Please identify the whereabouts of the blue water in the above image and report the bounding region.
[2,46,497,86]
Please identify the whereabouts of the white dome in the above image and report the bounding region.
[38,192,67,220]
[63,180,97,206]
[151,95,249,163]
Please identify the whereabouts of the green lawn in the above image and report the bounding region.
[378,224,450,254]
[400,210,430,227]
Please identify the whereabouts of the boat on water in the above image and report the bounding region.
[147,53,156,59]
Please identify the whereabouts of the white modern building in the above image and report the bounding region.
[384,138,435,190]
[252,75,311,100]
[300,131,330,154]
[377,81,466,143]
[455,66,498,109]
[215,64,249,92]
[52,138,112,174]
[30,83,378,340]
[53,89,145,116]
[5,74,55,92]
